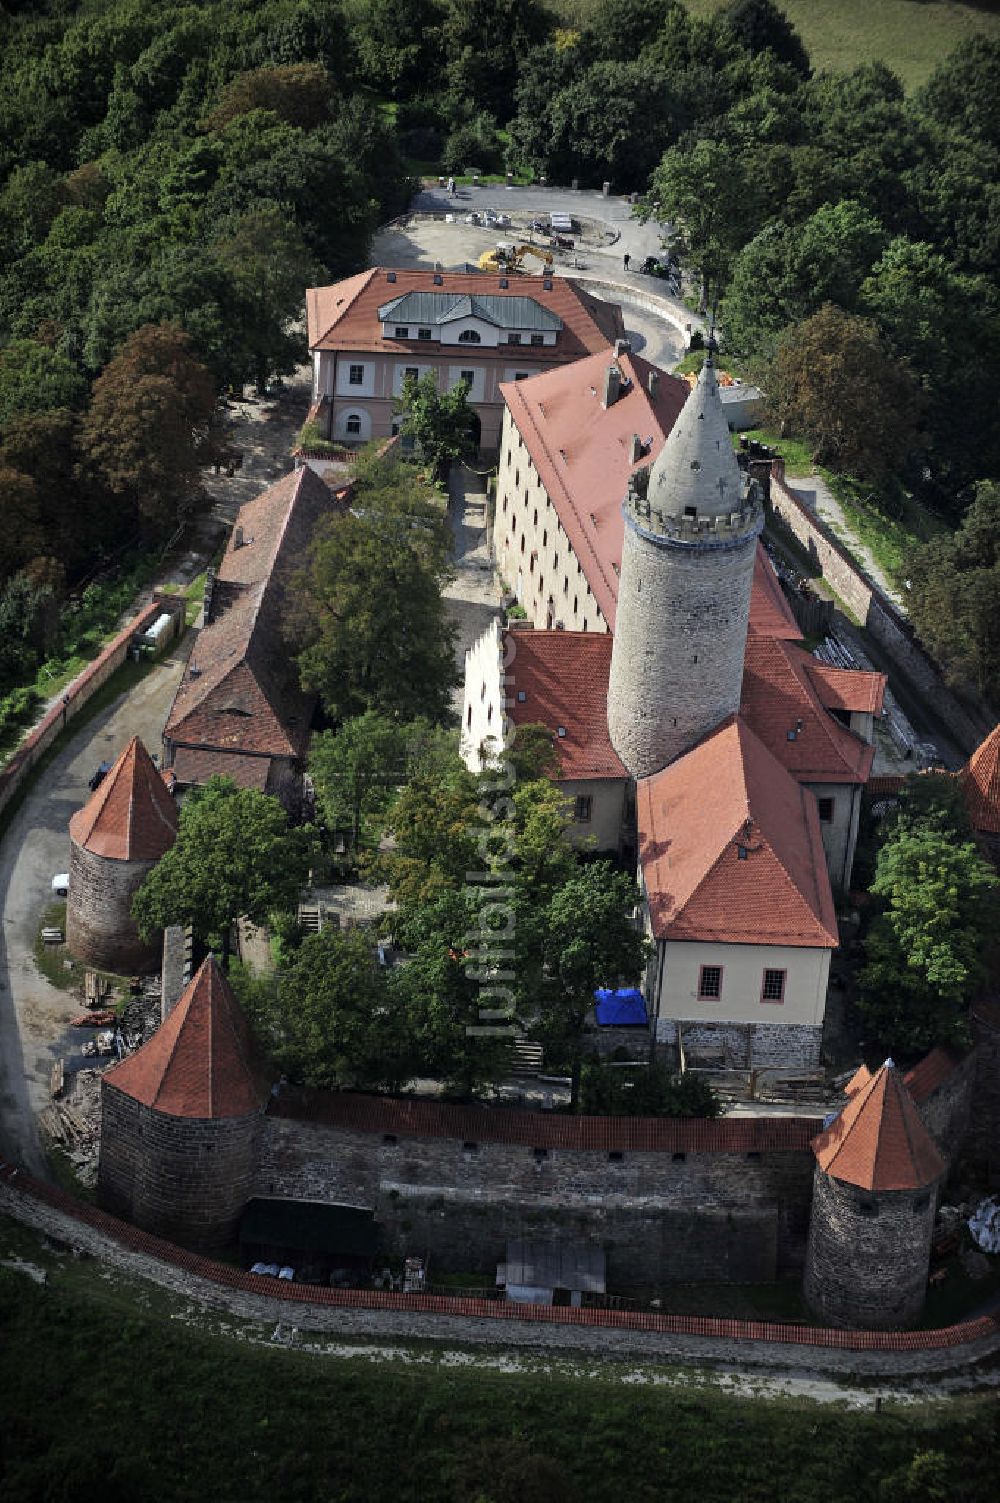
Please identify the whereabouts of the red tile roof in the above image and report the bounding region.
[69,736,178,861]
[751,547,802,639]
[637,716,838,947]
[504,629,625,780]
[104,956,266,1119]
[501,347,688,628]
[811,1060,945,1190]
[269,1087,820,1154]
[960,723,1000,833]
[741,632,877,785]
[171,747,272,790]
[844,1064,872,1097]
[903,1046,964,1104]
[806,661,886,715]
[165,468,334,762]
[307,268,623,365]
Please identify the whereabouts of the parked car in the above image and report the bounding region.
[88,760,112,791]
[482,207,510,228]
[51,873,69,898]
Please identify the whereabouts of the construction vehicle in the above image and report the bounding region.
[477,242,555,274]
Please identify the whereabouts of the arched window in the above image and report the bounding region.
[345,413,362,435]
[458,329,482,344]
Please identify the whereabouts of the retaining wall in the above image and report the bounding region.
[2,1161,999,1377]
[766,464,991,754]
[0,593,185,823]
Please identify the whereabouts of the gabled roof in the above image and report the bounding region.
[741,631,878,785]
[69,736,177,861]
[637,715,838,947]
[844,1063,872,1097]
[810,1060,945,1190]
[960,723,1000,833]
[806,661,886,715]
[903,1045,964,1104]
[503,628,626,781]
[499,348,800,639]
[165,468,333,761]
[104,956,265,1119]
[378,290,563,332]
[307,268,622,360]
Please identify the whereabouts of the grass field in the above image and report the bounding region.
[1,1214,999,1503]
[551,0,1000,90]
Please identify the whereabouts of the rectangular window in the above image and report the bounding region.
[817,797,835,823]
[348,363,364,385]
[508,332,522,345]
[460,370,475,385]
[394,326,409,339]
[574,795,592,822]
[404,367,418,381]
[417,327,432,341]
[514,371,529,381]
[530,333,544,346]
[698,965,722,1000]
[761,968,786,1003]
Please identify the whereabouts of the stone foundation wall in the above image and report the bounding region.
[915,1054,975,1172]
[99,1083,261,1250]
[656,1018,823,1071]
[66,840,160,974]
[256,1116,815,1284]
[803,1168,938,1328]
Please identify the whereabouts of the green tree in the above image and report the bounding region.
[535,861,649,1104]
[722,0,810,78]
[0,339,87,428]
[202,62,336,132]
[649,138,761,309]
[208,202,316,391]
[396,371,477,479]
[905,481,1000,699]
[388,928,511,1097]
[765,304,923,482]
[309,711,408,852]
[132,777,314,964]
[579,1060,721,1118]
[294,457,457,722]
[249,927,415,1092]
[80,321,220,535]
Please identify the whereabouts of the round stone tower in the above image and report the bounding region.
[67,735,178,974]
[804,1060,944,1328]
[606,347,763,779]
[98,956,266,1250]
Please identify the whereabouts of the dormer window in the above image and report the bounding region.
[459,329,482,343]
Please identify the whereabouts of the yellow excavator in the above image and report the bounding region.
[477,242,555,274]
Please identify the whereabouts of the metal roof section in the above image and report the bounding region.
[377,290,563,332]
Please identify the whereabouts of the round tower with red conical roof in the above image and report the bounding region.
[98,956,267,1248]
[66,736,178,973]
[803,1059,944,1327]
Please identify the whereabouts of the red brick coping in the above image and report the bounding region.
[3,1163,997,1353]
[269,1089,822,1154]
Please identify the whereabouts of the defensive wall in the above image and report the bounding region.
[765,461,991,755]
[3,1160,999,1378]
[0,592,185,824]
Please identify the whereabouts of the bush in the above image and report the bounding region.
[442,113,504,175]
[579,1060,722,1118]
[398,126,443,162]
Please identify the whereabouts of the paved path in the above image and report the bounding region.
[443,464,502,713]
[0,635,192,1173]
[785,472,906,611]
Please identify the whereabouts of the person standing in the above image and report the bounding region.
[623,252,631,271]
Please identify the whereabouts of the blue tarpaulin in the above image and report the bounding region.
[594,988,648,1026]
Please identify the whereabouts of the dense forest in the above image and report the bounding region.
[1,0,999,713]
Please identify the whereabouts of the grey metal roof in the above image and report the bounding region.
[377,291,563,332]
[497,1238,606,1293]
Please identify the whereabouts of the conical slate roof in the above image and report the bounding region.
[645,350,744,521]
[69,735,178,861]
[960,723,1000,834]
[104,956,265,1119]
[810,1060,944,1191]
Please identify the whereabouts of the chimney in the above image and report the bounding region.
[614,338,631,357]
[648,371,659,399]
[629,434,643,464]
[202,567,216,626]
[602,365,622,409]
[233,524,244,549]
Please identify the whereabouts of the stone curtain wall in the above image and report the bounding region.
[99,1083,261,1251]
[664,1018,823,1071]
[766,465,990,754]
[5,1162,1000,1374]
[914,1054,975,1172]
[804,1169,938,1329]
[0,593,185,824]
[256,1116,816,1285]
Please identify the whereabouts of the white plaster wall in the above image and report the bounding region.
[807,781,861,893]
[461,620,506,772]
[654,940,831,1029]
[392,361,438,396]
[447,365,486,402]
[440,317,500,348]
[559,777,626,853]
[336,359,376,398]
[333,405,373,442]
